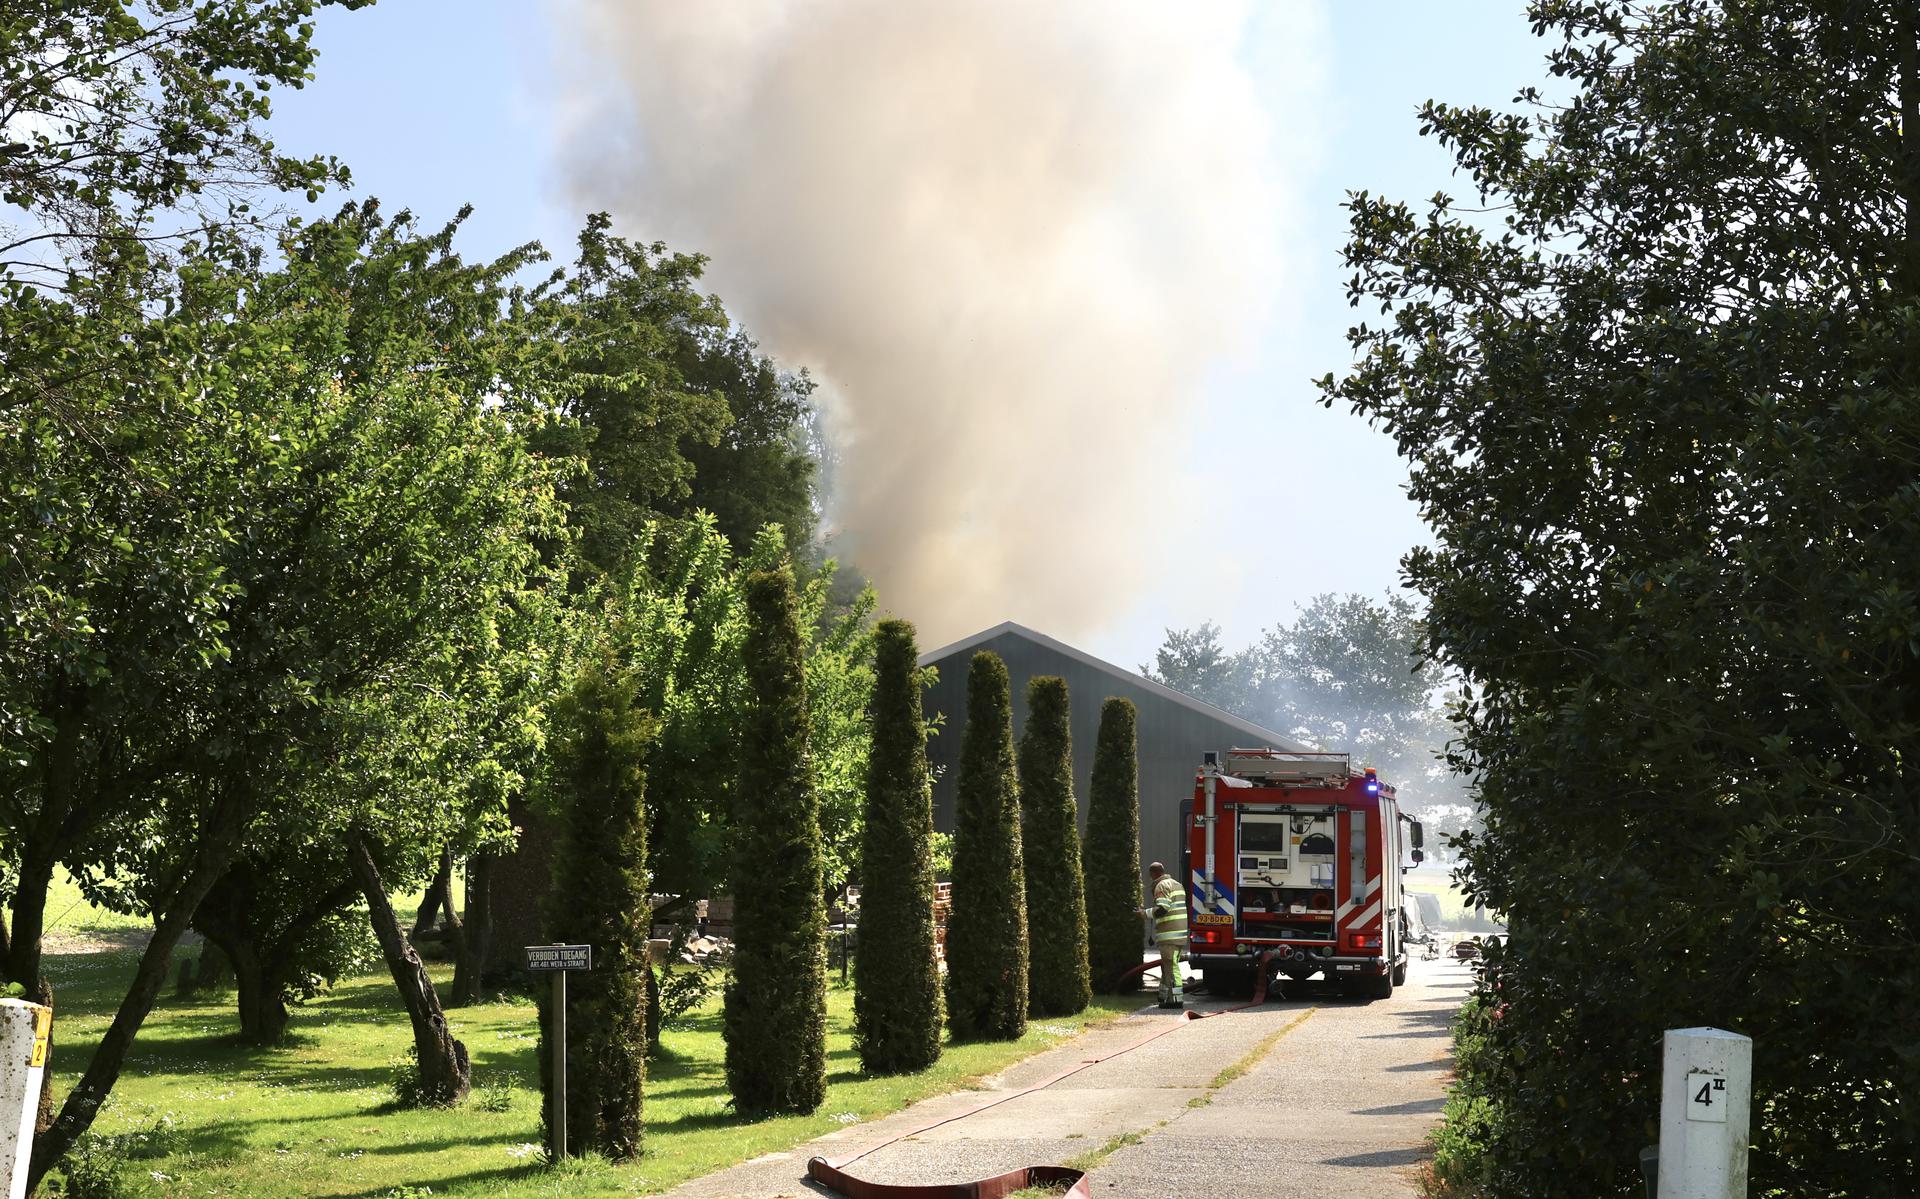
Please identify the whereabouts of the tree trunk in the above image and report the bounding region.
[195,944,229,991]
[223,940,290,1045]
[5,854,55,991]
[450,854,492,1008]
[411,846,454,939]
[348,834,470,1105]
[28,839,236,1194]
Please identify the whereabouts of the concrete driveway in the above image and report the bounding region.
[662,955,1473,1198]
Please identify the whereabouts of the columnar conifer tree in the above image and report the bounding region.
[724,568,828,1115]
[1084,698,1143,993]
[540,646,653,1159]
[1019,677,1089,1016]
[853,619,943,1073]
[944,652,1028,1041]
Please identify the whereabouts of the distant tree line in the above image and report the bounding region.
[1142,593,1472,850]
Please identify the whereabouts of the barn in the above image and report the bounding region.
[918,621,1304,876]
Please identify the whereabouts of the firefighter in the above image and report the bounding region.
[1139,862,1187,1009]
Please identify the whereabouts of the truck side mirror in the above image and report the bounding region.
[1411,848,1424,865]
[1410,821,1424,849]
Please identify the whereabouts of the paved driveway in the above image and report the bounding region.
[662,955,1473,1198]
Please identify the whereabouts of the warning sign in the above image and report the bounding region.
[29,1006,50,1069]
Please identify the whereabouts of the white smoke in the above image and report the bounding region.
[554,2,1321,645]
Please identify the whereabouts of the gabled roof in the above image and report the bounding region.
[918,620,1308,753]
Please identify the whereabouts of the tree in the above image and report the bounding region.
[665,329,820,553]
[1019,678,1089,1017]
[1256,594,1458,803]
[1145,595,1464,814]
[190,842,367,1045]
[0,0,363,292]
[1,203,561,1185]
[852,620,942,1074]
[1140,622,1253,715]
[540,644,654,1160]
[944,652,1028,1041]
[526,216,734,580]
[724,568,828,1116]
[587,518,873,914]
[1321,3,1920,1193]
[1084,698,1143,993]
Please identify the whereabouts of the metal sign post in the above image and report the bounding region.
[2,998,52,1199]
[525,945,591,1161]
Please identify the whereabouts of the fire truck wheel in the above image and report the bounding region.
[1391,959,1408,987]
[1367,968,1395,1000]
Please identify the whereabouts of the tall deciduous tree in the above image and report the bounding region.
[853,620,942,1074]
[1,203,561,1186]
[1323,2,1920,1192]
[1019,677,1089,1017]
[0,0,362,292]
[1084,699,1143,993]
[944,653,1028,1041]
[540,645,653,1160]
[724,568,828,1116]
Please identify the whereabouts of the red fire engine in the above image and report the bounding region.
[1181,749,1424,999]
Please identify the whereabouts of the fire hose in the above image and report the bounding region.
[806,950,1277,1199]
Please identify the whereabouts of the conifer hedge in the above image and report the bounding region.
[1084,698,1143,993]
[540,648,654,1160]
[724,568,828,1115]
[943,651,1028,1040]
[853,619,943,1073]
[1019,677,1089,1016]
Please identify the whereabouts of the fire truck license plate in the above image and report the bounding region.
[1193,914,1232,925]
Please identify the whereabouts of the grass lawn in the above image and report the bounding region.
[34,894,1141,1198]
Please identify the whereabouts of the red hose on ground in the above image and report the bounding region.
[806,951,1276,1198]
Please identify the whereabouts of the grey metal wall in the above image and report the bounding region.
[922,630,1270,884]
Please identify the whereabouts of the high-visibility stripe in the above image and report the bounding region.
[1339,876,1385,931]
[1190,869,1235,917]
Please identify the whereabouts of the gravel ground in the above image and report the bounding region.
[660,955,1471,1198]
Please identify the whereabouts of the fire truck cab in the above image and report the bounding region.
[1181,749,1423,999]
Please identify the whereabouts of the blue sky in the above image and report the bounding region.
[268,2,1551,666]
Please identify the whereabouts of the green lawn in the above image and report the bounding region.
[35,904,1140,1197]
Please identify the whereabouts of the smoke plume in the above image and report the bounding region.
[555,2,1310,645]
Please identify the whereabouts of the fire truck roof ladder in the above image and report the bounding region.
[1224,748,1351,787]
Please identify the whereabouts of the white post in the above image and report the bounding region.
[1,998,51,1199]
[1658,1026,1751,1199]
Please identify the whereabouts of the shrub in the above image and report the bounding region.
[1425,997,1507,1199]
[58,1134,141,1199]
[387,1047,430,1109]
[1084,698,1143,993]
[853,619,943,1074]
[1019,677,1089,1017]
[944,651,1028,1041]
[724,568,828,1115]
[657,963,723,1031]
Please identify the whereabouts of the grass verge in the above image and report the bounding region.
[36,921,1138,1197]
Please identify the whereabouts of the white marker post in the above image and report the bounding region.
[1,998,52,1199]
[525,944,591,1161]
[1658,1027,1751,1199]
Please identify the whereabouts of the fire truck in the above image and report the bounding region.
[1180,749,1424,999]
